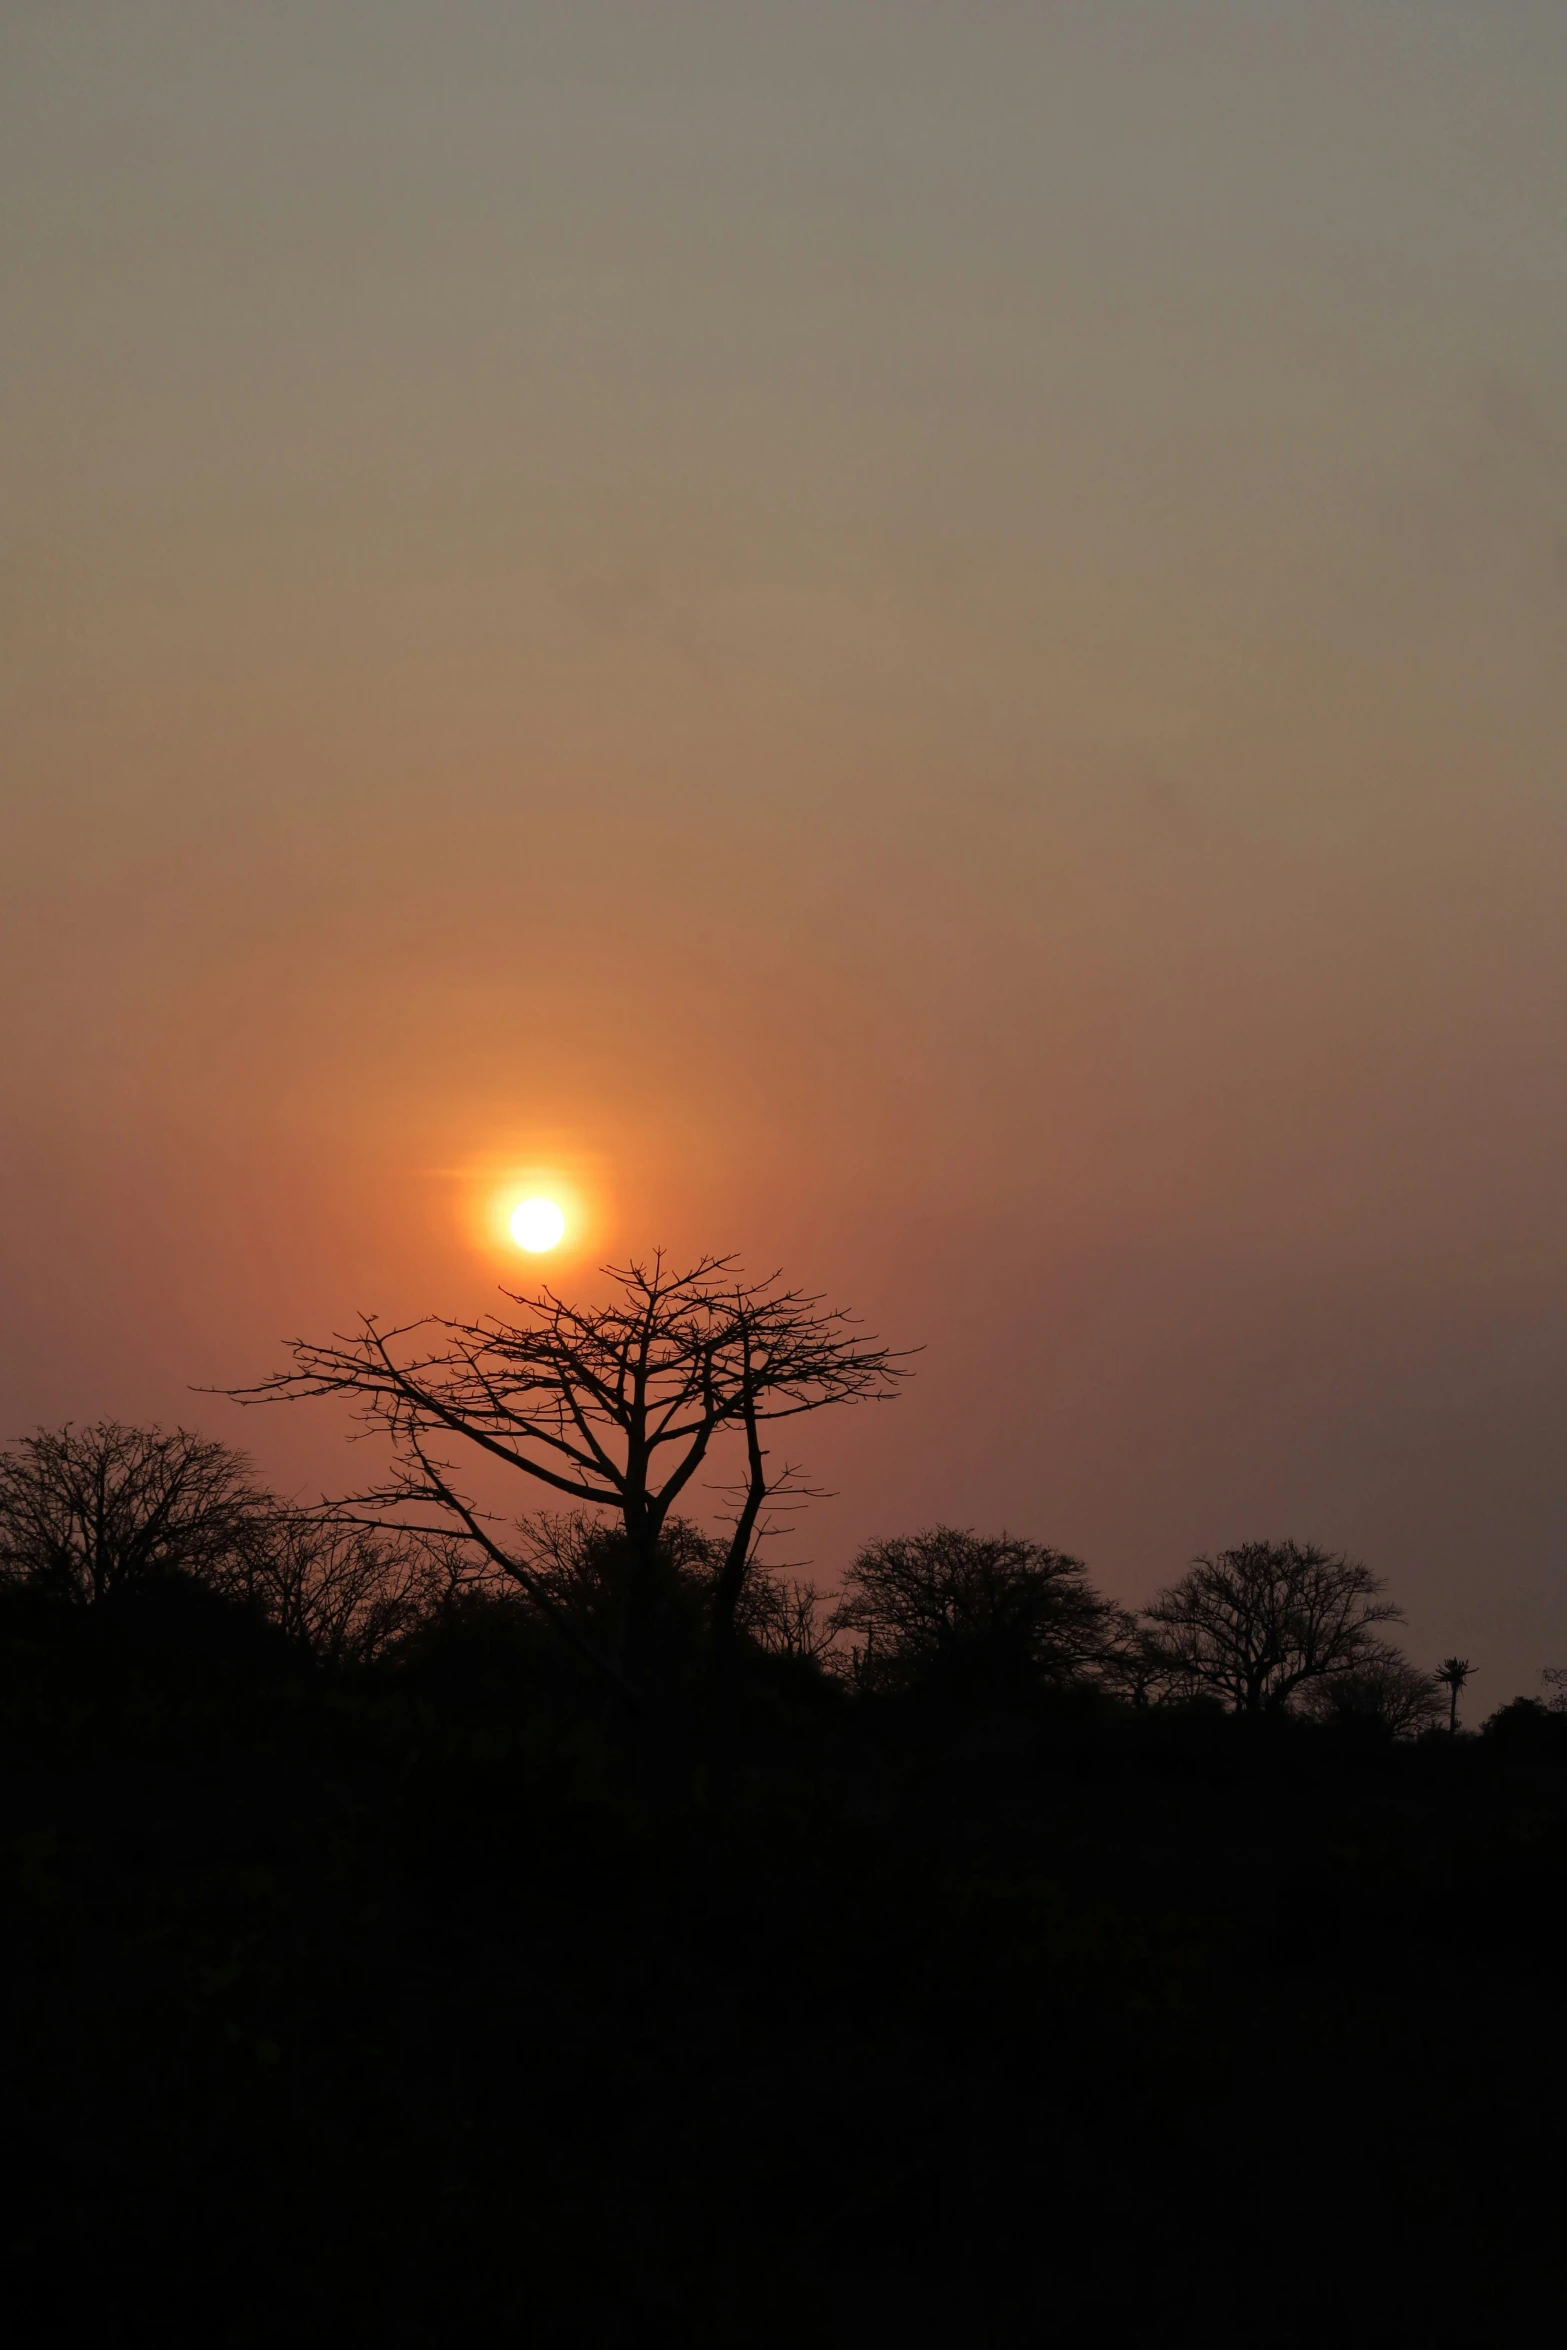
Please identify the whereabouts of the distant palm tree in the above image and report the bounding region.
[1436,1656,1473,1735]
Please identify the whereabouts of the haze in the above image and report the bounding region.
[3,2,1564,1704]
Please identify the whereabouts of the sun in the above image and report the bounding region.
[465,1160,592,1263]
[509,1196,566,1253]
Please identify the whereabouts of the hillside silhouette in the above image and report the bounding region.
[3,1363,1566,2344]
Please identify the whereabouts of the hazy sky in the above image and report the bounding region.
[4,2,1565,1703]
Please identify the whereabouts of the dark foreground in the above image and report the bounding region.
[4,1583,1565,2346]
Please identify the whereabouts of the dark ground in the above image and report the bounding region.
[3,1582,1564,2346]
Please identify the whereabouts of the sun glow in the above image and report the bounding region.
[460,1152,599,1265]
[509,1196,566,1253]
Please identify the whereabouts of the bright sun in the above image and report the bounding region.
[509,1196,566,1253]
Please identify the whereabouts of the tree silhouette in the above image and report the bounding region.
[0,1422,271,1605]
[1141,1541,1402,1716]
[216,1515,448,1665]
[227,1254,908,1698]
[1436,1656,1473,1735]
[490,1509,832,1689]
[0,1421,452,1663]
[830,1526,1129,1706]
[1304,1645,1441,1736]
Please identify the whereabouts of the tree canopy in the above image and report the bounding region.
[228,1253,909,1694]
[831,1525,1128,1705]
[0,1422,271,1605]
[1140,1541,1401,1715]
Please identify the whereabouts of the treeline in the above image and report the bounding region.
[2,1419,1558,1742]
[6,1418,1567,2341]
[6,1258,1566,2340]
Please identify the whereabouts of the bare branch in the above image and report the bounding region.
[219,1256,912,1702]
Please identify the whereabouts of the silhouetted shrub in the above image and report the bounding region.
[1481,1696,1567,1760]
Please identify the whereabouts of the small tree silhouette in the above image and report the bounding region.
[1140,1541,1402,1715]
[830,1526,1129,1706]
[0,1421,452,1661]
[1436,1656,1473,1735]
[1304,1646,1441,1736]
[0,1423,271,1605]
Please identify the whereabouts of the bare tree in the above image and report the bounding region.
[1538,1666,1567,1714]
[1436,1656,1474,1735]
[1303,1646,1442,1737]
[1140,1541,1402,1716]
[226,1254,908,1698]
[829,1527,1128,1705]
[213,1516,451,1666]
[0,1423,272,1605]
[0,1421,452,1663]
[739,1574,837,1667]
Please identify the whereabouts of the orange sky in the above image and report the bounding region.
[3,3,1565,1704]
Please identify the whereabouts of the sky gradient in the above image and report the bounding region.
[4,2,1565,1704]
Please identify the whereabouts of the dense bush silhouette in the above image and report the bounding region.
[1481,1694,1567,1761]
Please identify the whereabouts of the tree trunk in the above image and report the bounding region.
[706,1388,767,1801]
